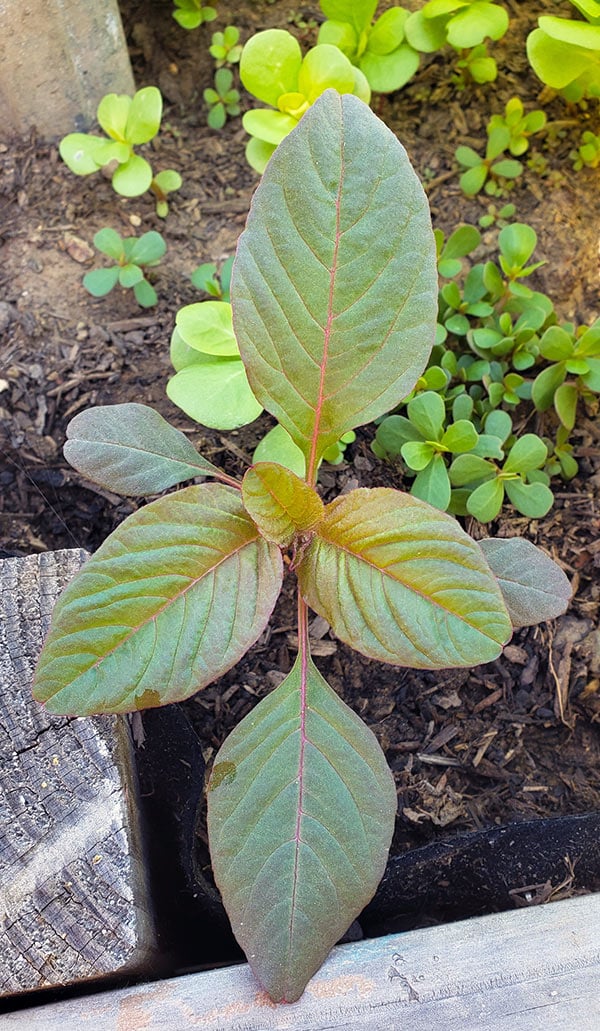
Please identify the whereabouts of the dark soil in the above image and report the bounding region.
[1,0,599,927]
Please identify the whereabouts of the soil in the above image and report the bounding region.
[1,0,599,933]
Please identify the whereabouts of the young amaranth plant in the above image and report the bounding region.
[33,93,571,1003]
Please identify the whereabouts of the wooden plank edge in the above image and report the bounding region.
[2,892,599,1030]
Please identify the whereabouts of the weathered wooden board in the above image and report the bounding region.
[0,550,157,996]
[3,892,600,1029]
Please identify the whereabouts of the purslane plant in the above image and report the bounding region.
[204,68,241,129]
[487,97,547,157]
[405,0,509,84]
[172,0,217,30]
[209,25,243,66]
[33,93,571,1003]
[317,0,420,93]
[239,29,370,172]
[83,228,166,308]
[59,87,182,217]
[526,0,600,101]
[455,126,523,196]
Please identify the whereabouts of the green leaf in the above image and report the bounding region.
[253,424,306,477]
[176,301,238,357]
[531,362,567,411]
[449,453,496,486]
[498,223,537,271]
[401,440,435,470]
[242,463,324,546]
[405,10,448,52]
[298,44,358,103]
[446,2,509,48]
[406,390,445,441]
[97,93,131,140]
[479,537,571,628]
[460,164,488,196]
[466,476,504,522]
[411,453,451,510]
[166,359,263,430]
[442,419,478,453]
[320,0,377,36]
[111,154,153,197]
[240,29,303,107]
[539,326,574,362]
[358,44,420,92]
[32,484,283,714]
[93,227,124,260]
[233,91,437,483]
[82,267,120,297]
[504,433,547,474]
[504,478,554,518]
[374,415,421,457]
[133,279,158,308]
[369,8,409,54]
[207,645,396,1003]
[64,403,226,494]
[153,169,182,194]
[59,133,126,174]
[297,487,512,668]
[125,86,162,144]
[118,263,143,288]
[128,231,166,266]
[242,109,298,146]
[554,381,578,430]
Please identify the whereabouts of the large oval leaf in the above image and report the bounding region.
[64,403,227,495]
[297,487,512,668]
[232,90,438,482]
[33,485,283,714]
[479,537,571,628]
[166,359,263,430]
[207,645,396,1002]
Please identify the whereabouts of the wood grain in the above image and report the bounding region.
[0,550,157,996]
[3,892,599,1029]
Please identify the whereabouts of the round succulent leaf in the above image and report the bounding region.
[93,227,125,260]
[581,357,600,392]
[460,164,488,197]
[33,484,283,715]
[446,2,509,48]
[498,224,537,270]
[320,0,377,35]
[531,362,567,411]
[401,440,435,471]
[440,224,481,261]
[242,108,298,146]
[449,453,496,486]
[374,414,422,457]
[166,359,263,430]
[64,402,225,495]
[97,93,131,140]
[232,90,438,481]
[407,390,446,442]
[253,424,306,478]
[208,104,226,130]
[504,478,554,518]
[469,56,497,83]
[207,649,396,1003]
[491,158,523,179]
[298,44,358,104]
[59,133,111,175]
[153,168,182,194]
[111,154,153,196]
[297,487,512,669]
[466,476,504,522]
[368,8,409,54]
[503,433,547,474]
[176,301,238,356]
[441,419,478,453]
[242,462,324,546]
[125,86,162,144]
[479,537,571,628]
[537,14,600,50]
[118,263,144,288]
[318,19,359,58]
[128,230,166,266]
[564,357,590,376]
[358,44,420,92]
[240,29,303,107]
[133,279,158,308]
[170,327,211,371]
[82,266,120,297]
[554,381,578,430]
[404,10,448,52]
[411,453,451,511]
[539,326,573,362]
[245,136,277,175]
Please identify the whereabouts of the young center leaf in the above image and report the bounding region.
[33,485,283,715]
[232,89,438,483]
[297,488,513,668]
[64,403,232,494]
[242,462,324,546]
[479,537,572,627]
[207,635,396,1003]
